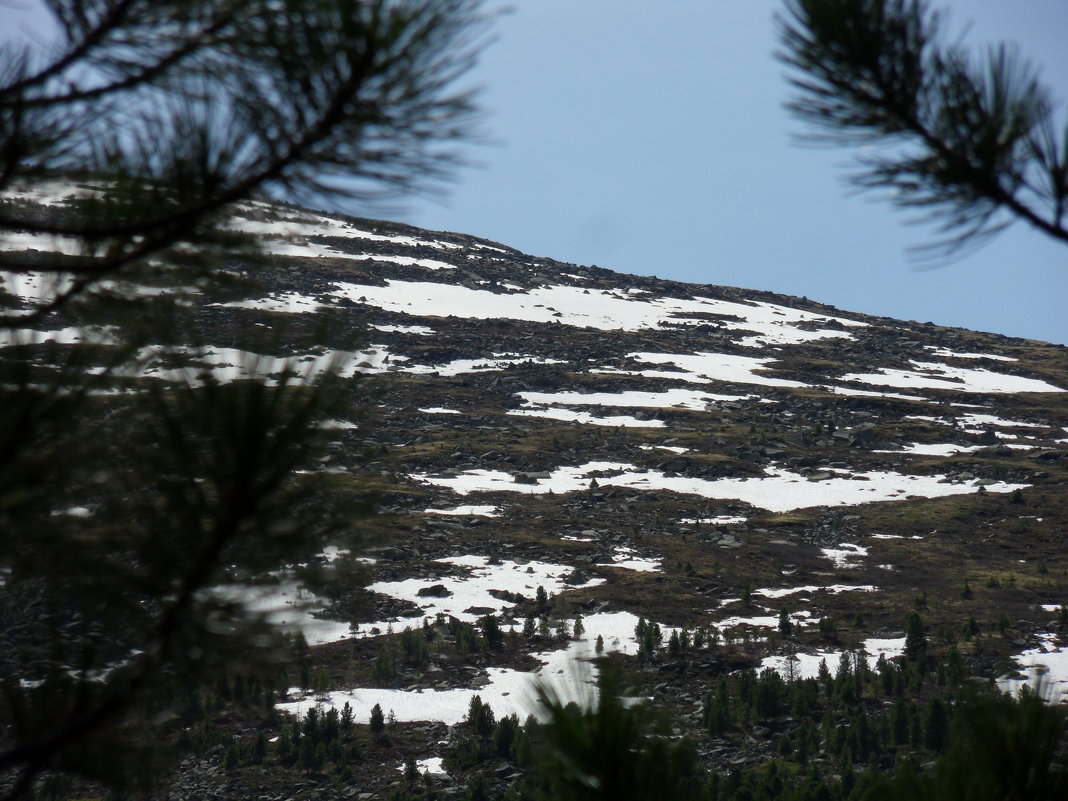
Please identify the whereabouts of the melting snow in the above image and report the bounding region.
[957,412,1047,429]
[754,584,877,598]
[0,231,85,258]
[924,347,1017,362]
[371,323,436,335]
[517,388,744,410]
[599,351,807,389]
[2,270,77,306]
[229,208,463,251]
[820,544,869,569]
[0,325,117,347]
[876,443,985,456]
[221,292,322,314]
[997,634,1068,703]
[413,462,1028,513]
[400,355,566,376]
[358,555,603,631]
[607,547,662,572]
[841,361,1063,394]
[399,757,447,776]
[508,407,665,428]
[424,505,501,517]
[717,610,814,630]
[325,280,862,345]
[214,580,353,646]
[679,516,748,525]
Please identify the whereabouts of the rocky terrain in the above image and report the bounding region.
[3,181,1067,800]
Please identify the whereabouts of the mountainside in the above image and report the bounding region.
[3,182,1068,799]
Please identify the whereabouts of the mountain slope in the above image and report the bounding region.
[3,183,1067,797]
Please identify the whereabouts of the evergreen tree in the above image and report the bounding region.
[479,614,504,649]
[0,0,487,794]
[370,703,386,740]
[923,696,949,753]
[535,585,549,613]
[778,608,793,637]
[252,731,267,765]
[904,611,928,661]
[223,742,241,770]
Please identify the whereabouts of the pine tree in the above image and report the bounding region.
[905,611,928,660]
[535,585,549,613]
[0,1,488,794]
[478,614,503,649]
[923,697,949,753]
[778,608,793,637]
[223,742,241,770]
[370,703,386,741]
[252,731,267,765]
[778,0,1068,259]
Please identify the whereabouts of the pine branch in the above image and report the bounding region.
[777,0,1068,257]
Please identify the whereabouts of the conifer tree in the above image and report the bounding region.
[778,0,1068,259]
[0,1,488,794]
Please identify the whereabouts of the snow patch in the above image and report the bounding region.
[412,462,1028,513]
[841,361,1063,394]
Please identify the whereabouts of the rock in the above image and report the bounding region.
[564,568,588,585]
[418,584,452,598]
[849,428,877,446]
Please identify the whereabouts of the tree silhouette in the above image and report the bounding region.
[777,0,1068,259]
[0,1,487,796]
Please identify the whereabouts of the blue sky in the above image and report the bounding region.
[397,1,1068,345]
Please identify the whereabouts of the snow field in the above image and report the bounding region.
[324,280,863,345]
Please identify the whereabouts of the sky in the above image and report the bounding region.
[396,0,1068,346]
[2,1,1066,345]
